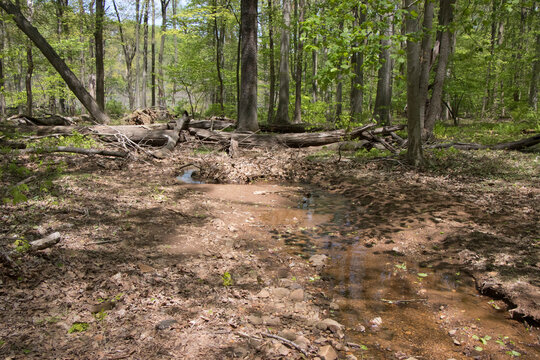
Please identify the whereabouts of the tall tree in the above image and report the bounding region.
[293,0,304,123]
[213,0,225,113]
[142,0,149,108]
[237,0,258,131]
[405,0,424,166]
[135,0,141,108]
[151,0,156,107]
[0,19,5,118]
[424,0,455,137]
[0,0,110,123]
[418,0,434,130]
[350,4,365,123]
[113,0,137,110]
[267,0,276,123]
[95,0,105,111]
[275,0,291,124]
[529,31,540,110]
[373,12,394,125]
[158,0,170,107]
[25,0,33,116]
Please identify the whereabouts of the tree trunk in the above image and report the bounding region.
[405,0,424,166]
[151,0,156,107]
[0,0,110,123]
[237,0,259,132]
[113,0,136,111]
[172,0,178,106]
[418,0,434,130]
[334,21,344,121]
[158,0,170,108]
[267,0,276,123]
[135,0,141,108]
[95,0,105,111]
[275,0,291,125]
[312,36,318,103]
[350,5,365,123]
[424,0,455,137]
[142,0,149,108]
[0,19,5,118]
[374,13,394,125]
[529,32,540,110]
[293,0,304,124]
[214,0,225,113]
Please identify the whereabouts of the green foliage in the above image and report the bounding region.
[105,99,126,119]
[29,132,98,150]
[93,310,107,322]
[13,237,31,254]
[433,120,536,145]
[3,183,29,205]
[354,148,392,159]
[222,271,233,286]
[68,322,89,334]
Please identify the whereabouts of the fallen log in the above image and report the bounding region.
[190,123,404,148]
[29,232,61,251]
[20,146,127,157]
[430,134,540,151]
[259,123,329,133]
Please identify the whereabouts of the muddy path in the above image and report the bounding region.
[0,147,539,359]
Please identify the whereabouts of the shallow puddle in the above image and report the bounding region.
[274,189,540,359]
[176,168,204,184]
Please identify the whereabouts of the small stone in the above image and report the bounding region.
[319,318,343,333]
[405,358,418,360]
[309,254,328,267]
[279,278,294,288]
[448,329,457,336]
[277,344,290,356]
[453,339,461,346]
[155,319,178,330]
[329,302,340,310]
[369,317,382,327]
[278,329,297,341]
[345,355,358,360]
[290,289,304,302]
[334,342,344,351]
[294,336,310,350]
[318,345,338,360]
[263,316,281,326]
[248,316,263,325]
[256,289,270,298]
[273,287,290,299]
[314,337,328,344]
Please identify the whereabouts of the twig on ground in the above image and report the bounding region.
[380,298,428,304]
[261,332,308,356]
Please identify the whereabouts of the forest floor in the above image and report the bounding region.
[0,140,539,359]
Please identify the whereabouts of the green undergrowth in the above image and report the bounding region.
[433,117,539,145]
[28,131,99,151]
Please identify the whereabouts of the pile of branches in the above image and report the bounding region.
[121,107,174,125]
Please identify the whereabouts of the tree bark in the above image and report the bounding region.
[158,0,170,108]
[275,0,291,125]
[350,5,365,123]
[142,0,149,108]
[95,0,105,111]
[213,0,225,113]
[405,0,424,166]
[0,19,5,118]
[267,0,276,123]
[418,0,434,130]
[151,0,156,107]
[529,32,540,110]
[135,0,141,108]
[293,0,304,124]
[374,13,394,125]
[237,0,259,131]
[113,0,136,111]
[424,0,455,137]
[0,0,110,124]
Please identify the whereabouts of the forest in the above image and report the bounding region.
[0,0,539,359]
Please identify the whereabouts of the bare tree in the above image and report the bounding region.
[158,0,170,108]
[267,0,276,123]
[25,0,34,116]
[418,0,434,130]
[113,0,136,110]
[95,0,105,111]
[142,0,149,108]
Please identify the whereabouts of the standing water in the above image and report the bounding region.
[274,190,539,359]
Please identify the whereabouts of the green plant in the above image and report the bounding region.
[506,350,521,357]
[13,237,31,253]
[68,322,89,334]
[105,99,126,119]
[93,310,107,322]
[472,334,491,345]
[222,271,233,286]
[354,147,392,159]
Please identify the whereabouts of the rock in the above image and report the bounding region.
[256,289,270,298]
[448,329,457,336]
[309,254,328,267]
[369,317,382,327]
[314,337,328,344]
[354,324,366,332]
[329,302,340,310]
[248,315,263,325]
[278,329,297,341]
[262,316,281,326]
[273,287,290,299]
[405,358,418,360]
[318,345,338,360]
[294,335,310,350]
[90,300,116,314]
[290,289,304,302]
[155,319,178,330]
[345,355,358,360]
[277,344,290,356]
[317,318,343,333]
[453,339,461,346]
[279,278,294,288]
